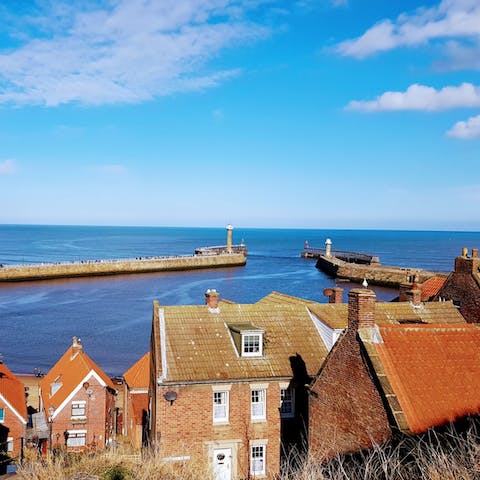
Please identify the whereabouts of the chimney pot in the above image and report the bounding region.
[205,289,220,310]
[472,248,479,259]
[462,247,468,257]
[72,336,82,351]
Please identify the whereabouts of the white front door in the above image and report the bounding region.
[213,448,232,480]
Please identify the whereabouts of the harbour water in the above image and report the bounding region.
[1,225,479,376]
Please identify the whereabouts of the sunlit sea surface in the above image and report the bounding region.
[1,225,479,375]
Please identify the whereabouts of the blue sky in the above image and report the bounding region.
[0,0,479,230]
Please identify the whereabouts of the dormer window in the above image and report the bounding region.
[227,323,264,358]
[242,334,262,356]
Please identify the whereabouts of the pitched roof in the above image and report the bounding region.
[40,343,115,415]
[308,301,464,330]
[158,302,329,383]
[421,276,447,301]
[0,362,27,422]
[257,291,317,306]
[124,352,150,390]
[258,292,464,329]
[368,323,480,434]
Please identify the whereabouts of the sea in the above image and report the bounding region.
[1,224,480,376]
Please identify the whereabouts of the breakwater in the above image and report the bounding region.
[316,255,437,288]
[0,253,247,282]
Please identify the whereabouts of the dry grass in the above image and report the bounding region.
[14,421,480,480]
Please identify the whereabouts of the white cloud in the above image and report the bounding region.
[0,159,16,175]
[331,0,348,7]
[336,0,480,59]
[0,0,269,106]
[447,114,480,139]
[347,83,480,112]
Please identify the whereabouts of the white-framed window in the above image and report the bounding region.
[242,334,262,357]
[250,444,266,476]
[71,401,86,418]
[66,430,87,447]
[213,391,229,423]
[7,437,13,453]
[0,408,4,422]
[251,389,266,421]
[280,387,294,418]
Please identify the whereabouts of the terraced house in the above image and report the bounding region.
[39,338,117,452]
[149,287,468,479]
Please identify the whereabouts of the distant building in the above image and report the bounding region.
[39,337,117,453]
[123,352,150,449]
[309,289,480,460]
[0,361,27,462]
[434,247,480,323]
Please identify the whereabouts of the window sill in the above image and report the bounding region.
[251,418,266,423]
[213,421,230,426]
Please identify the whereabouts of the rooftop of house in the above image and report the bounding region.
[364,323,480,434]
[40,337,115,415]
[155,301,329,384]
[420,276,447,301]
[123,352,150,390]
[259,291,465,329]
[0,362,27,422]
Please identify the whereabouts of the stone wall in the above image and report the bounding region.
[316,256,436,288]
[0,254,246,282]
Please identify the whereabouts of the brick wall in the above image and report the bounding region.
[154,381,283,478]
[50,377,114,451]
[309,327,392,459]
[0,398,25,458]
[436,255,480,324]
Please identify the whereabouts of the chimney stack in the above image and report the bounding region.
[348,288,376,331]
[455,247,480,274]
[72,336,82,351]
[226,225,234,254]
[399,282,422,306]
[323,287,343,304]
[205,289,220,310]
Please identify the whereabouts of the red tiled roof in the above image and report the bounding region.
[374,323,480,434]
[40,343,115,415]
[421,276,447,301]
[123,352,150,389]
[131,393,148,425]
[0,362,27,422]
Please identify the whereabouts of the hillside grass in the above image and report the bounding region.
[15,422,480,480]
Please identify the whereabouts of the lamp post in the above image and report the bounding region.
[48,406,55,453]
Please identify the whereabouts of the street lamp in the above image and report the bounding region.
[48,406,55,453]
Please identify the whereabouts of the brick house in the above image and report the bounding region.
[0,361,27,461]
[309,288,480,459]
[434,247,480,323]
[149,289,330,479]
[39,337,117,452]
[123,352,149,449]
